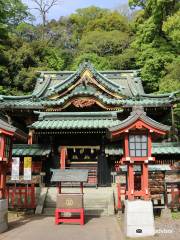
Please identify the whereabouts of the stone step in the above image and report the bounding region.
[43,207,108,216]
[45,199,109,208]
[40,187,115,216]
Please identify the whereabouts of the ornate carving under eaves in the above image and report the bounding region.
[72,98,96,108]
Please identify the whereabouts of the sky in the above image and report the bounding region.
[23,0,128,23]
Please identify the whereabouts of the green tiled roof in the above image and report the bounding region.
[152,142,180,154]
[108,108,170,138]
[0,62,179,111]
[105,142,180,156]
[30,111,121,130]
[42,91,173,108]
[31,119,121,130]
[12,144,51,156]
[0,93,173,110]
[120,164,171,172]
[44,62,124,98]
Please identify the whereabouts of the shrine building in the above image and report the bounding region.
[0,62,179,209]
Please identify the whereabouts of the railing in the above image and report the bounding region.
[6,184,36,209]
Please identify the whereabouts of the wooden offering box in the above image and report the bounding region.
[56,193,83,209]
[51,169,88,225]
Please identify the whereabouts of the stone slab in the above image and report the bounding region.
[124,200,155,238]
[0,199,8,210]
[0,221,8,233]
[0,210,8,224]
[35,187,48,215]
[0,199,8,233]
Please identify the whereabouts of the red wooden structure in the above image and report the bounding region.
[6,184,36,209]
[51,169,88,225]
[109,107,170,201]
[55,208,84,225]
[117,182,126,210]
[60,146,67,170]
[0,120,16,200]
[55,183,84,225]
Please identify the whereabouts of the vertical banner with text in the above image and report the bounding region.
[11,157,20,181]
[24,157,32,181]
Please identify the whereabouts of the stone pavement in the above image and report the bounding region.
[0,216,124,240]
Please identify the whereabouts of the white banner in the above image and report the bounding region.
[24,157,32,181]
[11,157,20,181]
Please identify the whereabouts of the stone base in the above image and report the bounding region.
[124,200,155,238]
[0,199,8,233]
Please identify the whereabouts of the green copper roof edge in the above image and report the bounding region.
[141,90,180,99]
[34,111,120,121]
[105,142,180,155]
[44,61,125,98]
[29,118,122,130]
[44,72,79,98]
[108,110,170,133]
[95,71,125,93]
[37,70,139,74]
[43,91,123,107]
[32,76,51,98]
[0,95,32,101]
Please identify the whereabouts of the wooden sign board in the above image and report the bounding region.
[11,157,20,181]
[24,157,32,181]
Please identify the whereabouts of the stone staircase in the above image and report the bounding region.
[38,187,115,216]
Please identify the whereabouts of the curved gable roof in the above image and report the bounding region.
[108,106,170,139]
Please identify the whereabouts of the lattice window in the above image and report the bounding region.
[129,134,148,157]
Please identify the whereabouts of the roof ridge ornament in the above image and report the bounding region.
[77,61,96,76]
[132,105,146,116]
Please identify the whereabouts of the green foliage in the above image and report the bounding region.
[44,48,64,70]
[71,53,111,70]
[108,49,136,70]
[129,0,180,92]
[159,57,180,93]
[0,2,179,99]
[162,10,180,49]
[85,11,130,32]
[1,0,31,28]
[70,6,108,40]
[78,30,130,56]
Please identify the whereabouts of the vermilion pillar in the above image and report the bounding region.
[127,164,134,200]
[60,147,67,170]
[142,163,149,200]
[0,163,6,199]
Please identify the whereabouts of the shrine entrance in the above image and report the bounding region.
[60,146,99,186]
[44,144,112,187]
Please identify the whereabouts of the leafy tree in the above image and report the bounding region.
[86,11,130,32]
[129,0,180,92]
[159,57,180,93]
[162,10,180,49]
[78,30,130,57]
[109,49,136,70]
[4,0,31,27]
[44,48,64,70]
[69,7,109,44]
[71,53,111,70]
